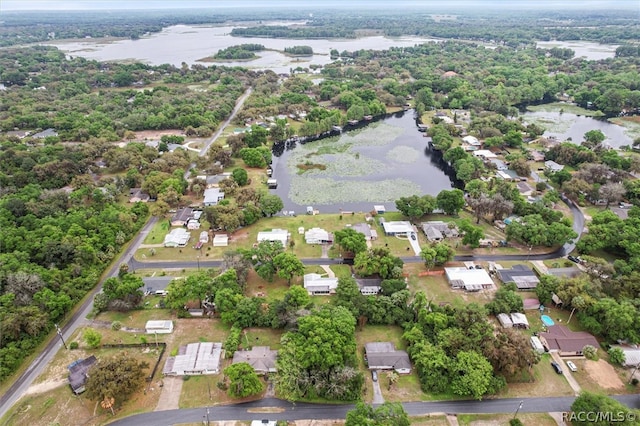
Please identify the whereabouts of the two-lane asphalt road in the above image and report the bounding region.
[109,395,639,426]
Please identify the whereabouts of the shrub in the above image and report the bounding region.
[140,336,148,344]
[111,321,122,331]
[69,341,79,350]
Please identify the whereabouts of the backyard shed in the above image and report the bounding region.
[497,313,513,328]
[145,320,174,334]
[510,313,530,329]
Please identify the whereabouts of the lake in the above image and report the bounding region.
[47,23,440,73]
[269,111,458,214]
[535,40,618,61]
[522,110,634,148]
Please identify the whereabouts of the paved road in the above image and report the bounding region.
[0,216,158,419]
[0,88,255,419]
[109,395,639,426]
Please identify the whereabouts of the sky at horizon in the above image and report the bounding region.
[2,0,639,11]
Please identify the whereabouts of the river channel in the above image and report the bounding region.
[269,111,458,214]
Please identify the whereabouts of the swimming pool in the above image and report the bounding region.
[541,315,555,326]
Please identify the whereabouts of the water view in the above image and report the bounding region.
[269,111,457,213]
[522,110,634,148]
[47,23,440,73]
[535,40,618,61]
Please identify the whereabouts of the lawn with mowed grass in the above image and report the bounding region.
[497,353,574,398]
[239,327,284,350]
[457,413,559,426]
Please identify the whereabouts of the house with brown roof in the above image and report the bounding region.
[539,325,599,357]
[232,346,278,374]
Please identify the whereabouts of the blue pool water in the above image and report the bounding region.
[541,315,555,326]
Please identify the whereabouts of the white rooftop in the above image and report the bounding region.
[164,342,222,375]
[473,150,497,159]
[445,267,494,286]
[257,229,289,245]
[382,221,414,234]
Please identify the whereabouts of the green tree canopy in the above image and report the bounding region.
[223,362,264,398]
[85,353,149,408]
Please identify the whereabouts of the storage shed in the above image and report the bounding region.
[145,320,174,334]
[497,313,513,328]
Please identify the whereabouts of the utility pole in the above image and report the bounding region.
[54,323,67,349]
[513,400,523,420]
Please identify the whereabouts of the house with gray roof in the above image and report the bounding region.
[364,342,411,374]
[68,356,97,394]
[232,346,278,373]
[421,221,459,241]
[497,265,540,290]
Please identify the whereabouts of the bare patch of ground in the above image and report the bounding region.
[23,378,67,396]
[133,129,185,140]
[585,359,625,390]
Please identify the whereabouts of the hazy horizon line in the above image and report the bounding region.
[2,0,639,12]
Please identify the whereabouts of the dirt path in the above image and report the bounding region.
[154,376,183,411]
[24,378,68,396]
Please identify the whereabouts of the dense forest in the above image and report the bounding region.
[1,7,638,48]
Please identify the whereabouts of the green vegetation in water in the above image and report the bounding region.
[527,102,605,117]
[386,145,421,163]
[296,162,327,173]
[289,177,421,205]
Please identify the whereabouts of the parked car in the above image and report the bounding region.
[566,361,578,372]
[551,361,563,374]
[372,371,378,382]
[568,255,581,264]
[411,233,416,241]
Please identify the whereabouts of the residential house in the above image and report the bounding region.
[462,135,481,149]
[609,345,640,368]
[445,267,494,291]
[257,229,290,246]
[473,150,497,159]
[129,188,150,203]
[351,223,376,241]
[381,221,414,236]
[545,160,564,172]
[203,188,225,207]
[213,234,229,247]
[32,128,58,139]
[164,228,191,247]
[68,356,98,394]
[163,342,222,376]
[187,219,201,230]
[145,320,174,334]
[232,346,278,374]
[529,150,545,162]
[171,208,194,227]
[421,221,459,242]
[490,159,508,171]
[303,273,339,295]
[517,182,534,197]
[497,265,540,290]
[539,325,599,356]
[364,342,412,374]
[304,228,333,244]
[356,278,382,295]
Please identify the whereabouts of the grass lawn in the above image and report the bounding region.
[410,415,449,425]
[457,413,558,426]
[498,353,574,398]
[405,263,495,308]
[244,269,292,300]
[143,220,171,245]
[95,306,175,329]
[239,327,285,350]
[179,367,269,408]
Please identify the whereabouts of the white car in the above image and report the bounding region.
[566,361,578,372]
